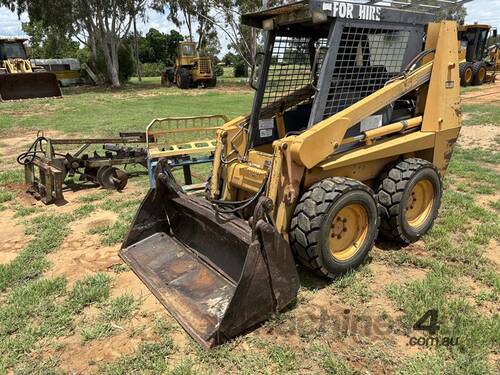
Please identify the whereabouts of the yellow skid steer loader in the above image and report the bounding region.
[0,38,62,101]
[120,0,461,348]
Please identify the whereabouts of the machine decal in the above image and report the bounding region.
[259,119,275,138]
[322,1,381,21]
[361,115,383,132]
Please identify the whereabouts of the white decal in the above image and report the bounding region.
[260,129,273,138]
[323,1,382,21]
[332,1,354,19]
[360,115,383,132]
[259,119,274,138]
[359,4,381,21]
[259,118,275,130]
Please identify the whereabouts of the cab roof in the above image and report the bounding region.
[0,37,28,43]
[242,0,435,30]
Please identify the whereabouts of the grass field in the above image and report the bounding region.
[0,79,498,374]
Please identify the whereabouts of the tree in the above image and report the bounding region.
[1,0,147,87]
[181,1,283,69]
[139,28,183,65]
[22,21,80,59]
[436,3,467,23]
[153,0,217,50]
[222,52,237,66]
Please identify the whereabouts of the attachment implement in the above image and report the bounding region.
[120,161,299,347]
[19,133,149,204]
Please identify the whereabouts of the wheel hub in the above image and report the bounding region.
[329,204,368,261]
[465,68,473,83]
[405,179,434,228]
[479,68,486,82]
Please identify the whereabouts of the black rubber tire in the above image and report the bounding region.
[376,158,442,244]
[290,177,379,279]
[459,62,473,87]
[472,62,487,86]
[176,68,191,89]
[206,76,217,88]
[161,68,174,87]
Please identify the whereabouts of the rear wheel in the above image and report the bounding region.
[460,62,473,86]
[206,76,217,88]
[376,158,442,244]
[176,68,191,89]
[161,68,174,87]
[472,62,487,86]
[290,177,379,278]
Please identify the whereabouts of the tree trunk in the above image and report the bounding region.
[101,36,121,87]
[133,15,142,82]
[88,33,98,72]
[109,42,121,87]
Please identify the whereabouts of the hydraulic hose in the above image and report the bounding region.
[211,174,269,215]
[17,136,48,165]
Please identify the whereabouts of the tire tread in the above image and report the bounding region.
[376,158,441,244]
[290,177,378,278]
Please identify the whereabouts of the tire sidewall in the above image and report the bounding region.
[460,63,473,86]
[319,190,378,274]
[398,167,441,242]
[177,68,191,89]
[477,66,486,85]
[464,66,473,85]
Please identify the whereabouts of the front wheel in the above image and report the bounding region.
[176,68,192,89]
[472,62,487,86]
[290,177,379,278]
[376,158,442,244]
[459,62,474,87]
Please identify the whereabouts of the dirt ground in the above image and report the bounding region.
[461,82,500,103]
[0,84,499,374]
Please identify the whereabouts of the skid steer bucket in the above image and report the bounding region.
[120,163,300,347]
[0,72,62,101]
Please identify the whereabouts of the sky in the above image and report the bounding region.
[0,1,499,50]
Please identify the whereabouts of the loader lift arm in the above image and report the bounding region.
[289,61,433,169]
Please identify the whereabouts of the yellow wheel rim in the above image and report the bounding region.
[329,204,368,261]
[465,68,473,83]
[405,179,434,228]
[479,68,486,82]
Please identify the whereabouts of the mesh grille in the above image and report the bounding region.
[199,59,211,74]
[262,37,326,109]
[324,27,410,118]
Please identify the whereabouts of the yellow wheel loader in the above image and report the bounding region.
[458,24,498,86]
[161,42,217,89]
[121,1,461,348]
[0,38,62,101]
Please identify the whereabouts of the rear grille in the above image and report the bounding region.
[199,59,211,74]
[324,27,410,118]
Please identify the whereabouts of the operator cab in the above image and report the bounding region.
[179,42,197,58]
[242,0,434,150]
[458,24,492,63]
[0,39,28,60]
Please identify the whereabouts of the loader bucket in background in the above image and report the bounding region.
[120,165,300,347]
[0,72,62,101]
